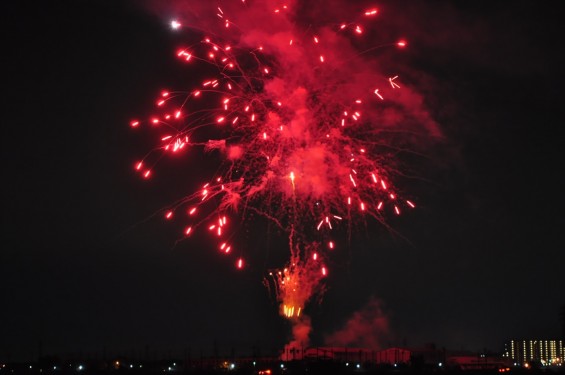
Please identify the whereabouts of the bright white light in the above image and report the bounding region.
[170,20,181,30]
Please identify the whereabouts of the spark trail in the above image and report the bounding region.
[131,0,436,346]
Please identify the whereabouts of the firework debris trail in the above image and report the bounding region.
[131,0,438,349]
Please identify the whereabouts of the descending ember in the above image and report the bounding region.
[131,0,435,342]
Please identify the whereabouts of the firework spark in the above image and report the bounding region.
[131,0,435,344]
[264,230,327,320]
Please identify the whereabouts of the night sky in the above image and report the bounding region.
[2,0,564,362]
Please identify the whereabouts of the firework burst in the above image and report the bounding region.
[130,0,434,336]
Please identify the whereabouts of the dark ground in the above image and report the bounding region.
[1,357,563,375]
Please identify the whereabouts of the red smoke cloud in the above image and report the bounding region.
[325,297,390,349]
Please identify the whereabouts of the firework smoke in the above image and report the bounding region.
[325,297,390,349]
[281,315,312,361]
[132,0,437,348]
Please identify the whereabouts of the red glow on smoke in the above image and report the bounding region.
[325,297,390,349]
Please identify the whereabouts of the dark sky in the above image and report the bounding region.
[2,0,564,362]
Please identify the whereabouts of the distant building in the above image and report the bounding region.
[283,346,420,366]
[409,343,444,367]
[280,344,515,371]
[504,339,564,365]
[281,346,411,364]
[282,347,377,362]
[375,348,411,365]
[446,353,510,371]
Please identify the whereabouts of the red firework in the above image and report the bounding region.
[130,1,428,322]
